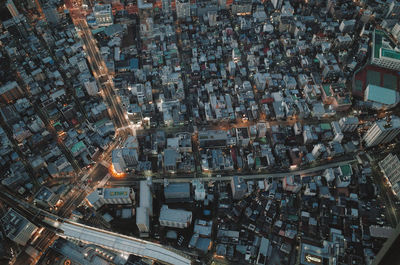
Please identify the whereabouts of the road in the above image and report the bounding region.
[74,19,129,129]
[109,159,356,185]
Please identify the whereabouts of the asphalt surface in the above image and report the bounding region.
[110,158,357,185]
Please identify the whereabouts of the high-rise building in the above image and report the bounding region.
[331,121,344,143]
[231,176,247,200]
[339,116,359,132]
[162,0,172,14]
[1,209,38,246]
[176,0,190,19]
[112,148,138,173]
[386,1,400,18]
[379,153,400,198]
[339,19,356,33]
[84,80,99,96]
[371,30,400,71]
[6,0,19,18]
[392,23,400,41]
[93,4,113,27]
[363,116,400,147]
[271,0,283,9]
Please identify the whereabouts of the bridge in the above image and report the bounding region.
[0,188,191,265]
[48,220,192,265]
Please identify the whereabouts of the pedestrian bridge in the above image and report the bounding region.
[56,220,192,265]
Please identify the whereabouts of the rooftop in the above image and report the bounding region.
[365,84,398,105]
[159,205,192,223]
[374,30,400,61]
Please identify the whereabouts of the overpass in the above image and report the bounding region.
[0,189,191,265]
[51,220,192,265]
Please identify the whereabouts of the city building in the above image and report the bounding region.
[136,179,153,236]
[339,116,359,132]
[1,208,38,246]
[331,121,344,143]
[6,0,19,18]
[198,130,228,148]
[176,0,190,19]
[93,4,113,27]
[335,164,353,188]
[192,179,206,201]
[363,116,400,147]
[159,205,192,228]
[0,81,24,104]
[231,176,247,200]
[43,3,60,24]
[379,153,400,198]
[371,30,400,71]
[164,182,190,202]
[34,186,60,210]
[86,187,134,210]
[112,148,138,173]
[392,23,400,41]
[136,206,150,236]
[84,80,99,96]
[386,1,400,18]
[282,175,302,193]
[339,19,356,33]
[364,84,399,110]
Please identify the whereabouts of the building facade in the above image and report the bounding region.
[371,30,400,71]
[176,0,190,19]
[1,209,38,246]
[86,187,134,210]
[231,176,247,200]
[379,153,400,198]
[159,205,192,228]
[339,116,359,132]
[6,0,19,18]
[363,116,400,147]
[94,4,113,27]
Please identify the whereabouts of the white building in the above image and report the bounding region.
[159,205,192,228]
[324,168,335,182]
[363,116,400,147]
[136,207,150,235]
[371,30,400,71]
[176,0,190,19]
[312,143,326,159]
[162,0,172,14]
[331,121,344,143]
[339,116,359,132]
[93,4,113,27]
[84,80,99,96]
[379,153,400,198]
[192,179,206,201]
[339,19,356,33]
[86,187,134,210]
[112,148,138,173]
[392,23,400,41]
[1,209,38,246]
[335,164,353,188]
[136,178,153,235]
[6,0,19,18]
